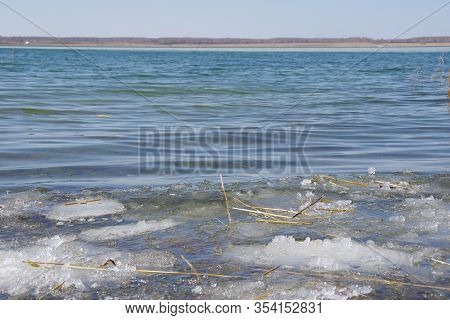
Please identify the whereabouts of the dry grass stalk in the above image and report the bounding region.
[232,196,341,221]
[254,292,271,300]
[374,180,410,190]
[181,255,200,281]
[232,207,291,220]
[64,199,101,206]
[251,205,297,214]
[319,208,354,213]
[321,175,369,187]
[52,282,65,292]
[292,196,323,218]
[430,258,450,266]
[220,174,231,223]
[231,197,276,215]
[255,219,313,225]
[24,260,63,267]
[37,281,66,300]
[263,265,281,276]
[328,180,350,190]
[23,261,449,292]
[23,260,239,279]
[134,269,238,278]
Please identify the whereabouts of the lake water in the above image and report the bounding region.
[0,47,449,299]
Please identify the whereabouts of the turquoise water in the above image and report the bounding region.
[0,47,449,299]
[0,47,449,189]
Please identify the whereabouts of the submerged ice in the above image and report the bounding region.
[79,219,179,241]
[0,172,448,299]
[0,191,47,217]
[47,199,125,221]
[225,236,429,272]
[199,279,372,300]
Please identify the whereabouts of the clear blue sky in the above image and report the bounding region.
[1,0,449,38]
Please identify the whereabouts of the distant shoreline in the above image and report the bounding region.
[1,36,450,49]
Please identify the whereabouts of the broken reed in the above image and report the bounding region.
[22,260,239,279]
[22,260,450,293]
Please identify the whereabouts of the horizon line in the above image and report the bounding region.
[2,35,450,41]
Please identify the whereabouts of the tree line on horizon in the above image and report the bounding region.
[1,36,450,45]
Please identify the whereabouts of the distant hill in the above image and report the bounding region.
[1,36,450,48]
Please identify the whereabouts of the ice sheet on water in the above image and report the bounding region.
[0,235,176,296]
[235,222,275,238]
[0,191,47,217]
[79,219,178,241]
[200,279,371,300]
[225,236,426,272]
[46,199,125,221]
[396,196,449,234]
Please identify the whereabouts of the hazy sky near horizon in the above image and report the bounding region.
[1,0,449,38]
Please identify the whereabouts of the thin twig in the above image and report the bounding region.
[292,196,323,218]
[64,199,102,206]
[99,259,116,268]
[181,255,200,281]
[263,265,281,276]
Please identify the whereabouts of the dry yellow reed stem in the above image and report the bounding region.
[134,269,238,278]
[254,292,271,300]
[231,197,275,214]
[374,180,410,190]
[319,208,354,213]
[23,260,63,267]
[430,258,450,266]
[232,207,291,220]
[64,199,102,206]
[328,180,350,190]
[220,174,231,223]
[52,282,65,292]
[263,265,281,276]
[255,219,313,225]
[252,206,297,214]
[23,260,239,279]
[181,255,200,280]
[321,175,369,187]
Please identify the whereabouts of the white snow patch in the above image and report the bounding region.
[47,199,125,221]
[225,236,424,272]
[79,219,178,241]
